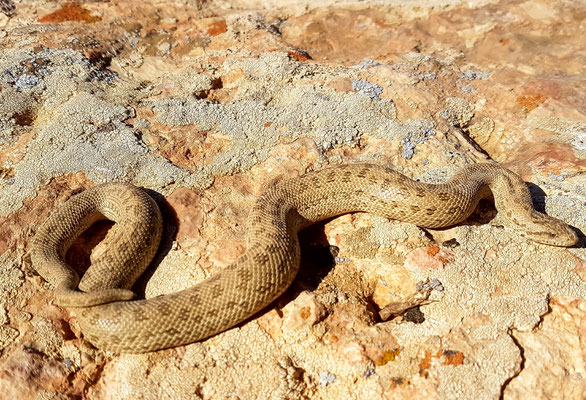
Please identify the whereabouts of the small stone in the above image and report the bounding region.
[319,371,336,386]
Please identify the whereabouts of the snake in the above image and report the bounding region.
[31,163,578,353]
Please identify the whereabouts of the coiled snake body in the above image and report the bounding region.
[31,163,577,353]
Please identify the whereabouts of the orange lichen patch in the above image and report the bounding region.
[418,349,464,376]
[264,122,272,127]
[323,333,340,344]
[376,348,401,366]
[299,306,311,320]
[441,350,464,366]
[426,244,440,256]
[287,49,312,62]
[418,350,433,377]
[517,93,546,112]
[206,19,227,36]
[38,2,101,23]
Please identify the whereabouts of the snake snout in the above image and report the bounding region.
[550,224,578,247]
[520,215,578,247]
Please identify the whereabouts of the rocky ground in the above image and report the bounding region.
[0,0,584,399]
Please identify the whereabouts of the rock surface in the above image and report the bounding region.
[0,0,584,399]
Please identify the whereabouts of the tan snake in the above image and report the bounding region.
[31,163,578,353]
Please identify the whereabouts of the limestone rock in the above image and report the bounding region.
[0,0,584,399]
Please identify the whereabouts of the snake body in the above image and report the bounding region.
[31,163,577,353]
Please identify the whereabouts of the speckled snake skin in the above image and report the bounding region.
[31,163,578,353]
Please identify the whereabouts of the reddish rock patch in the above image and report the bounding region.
[517,93,546,113]
[38,2,100,24]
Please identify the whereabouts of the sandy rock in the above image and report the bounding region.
[504,296,586,399]
[0,347,71,398]
[0,0,584,399]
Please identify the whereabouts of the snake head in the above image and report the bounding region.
[512,211,578,247]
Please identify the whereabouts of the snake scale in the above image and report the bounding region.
[31,163,578,353]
